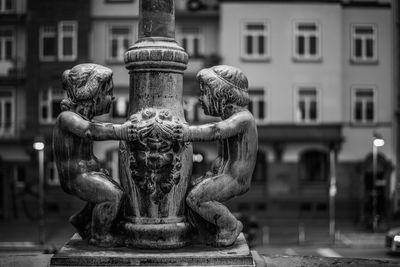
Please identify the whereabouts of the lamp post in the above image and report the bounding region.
[372,132,384,232]
[33,140,45,244]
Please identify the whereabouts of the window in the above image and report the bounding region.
[293,22,321,61]
[39,21,78,61]
[39,88,65,124]
[177,26,204,58]
[299,150,329,182]
[0,90,14,136]
[108,25,133,62]
[0,0,14,12]
[0,28,14,61]
[296,87,318,123]
[248,88,267,123]
[58,21,78,61]
[39,26,57,61]
[112,96,129,118]
[241,21,269,60]
[352,87,375,124]
[351,24,377,63]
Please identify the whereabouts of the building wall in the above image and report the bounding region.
[220,1,395,224]
[220,3,343,124]
[340,7,393,160]
[91,0,139,17]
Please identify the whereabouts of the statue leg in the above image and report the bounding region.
[71,172,124,247]
[186,174,243,247]
[69,202,93,239]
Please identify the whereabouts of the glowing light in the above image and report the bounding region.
[193,154,203,163]
[373,138,384,147]
[33,142,45,151]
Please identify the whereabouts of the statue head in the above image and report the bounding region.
[61,63,114,118]
[196,65,249,117]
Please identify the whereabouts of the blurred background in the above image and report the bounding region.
[0,0,400,260]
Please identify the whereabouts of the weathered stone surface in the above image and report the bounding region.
[50,233,254,266]
[120,0,192,249]
[183,65,257,247]
[261,254,400,267]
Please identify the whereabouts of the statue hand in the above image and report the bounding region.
[125,122,138,141]
[173,123,184,142]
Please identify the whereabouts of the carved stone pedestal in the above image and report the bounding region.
[50,233,255,267]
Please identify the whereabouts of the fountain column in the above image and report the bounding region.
[119,0,192,249]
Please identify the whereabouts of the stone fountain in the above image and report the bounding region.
[50,0,257,266]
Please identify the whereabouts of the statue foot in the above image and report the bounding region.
[89,234,122,248]
[214,220,243,247]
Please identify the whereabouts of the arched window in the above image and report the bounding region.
[299,149,328,182]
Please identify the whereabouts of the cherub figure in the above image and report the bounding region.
[53,64,136,247]
[182,65,258,247]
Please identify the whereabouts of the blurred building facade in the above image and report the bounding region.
[0,0,396,230]
[0,0,29,219]
[220,0,395,228]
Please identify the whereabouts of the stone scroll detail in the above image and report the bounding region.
[128,108,184,204]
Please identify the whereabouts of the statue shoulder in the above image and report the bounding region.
[57,111,86,130]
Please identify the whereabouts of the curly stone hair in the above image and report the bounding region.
[60,64,113,111]
[196,65,250,108]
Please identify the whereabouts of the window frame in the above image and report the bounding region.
[0,0,15,13]
[39,87,65,124]
[351,86,377,125]
[350,24,378,64]
[292,20,322,62]
[294,85,321,124]
[58,21,78,61]
[176,26,205,58]
[248,87,268,124]
[0,27,15,61]
[241,20,270,61]
[39,25,57,61]
[39,21,78,62]
[107,24,133,63]
[0,89,15,136]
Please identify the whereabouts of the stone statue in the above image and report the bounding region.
[52,0,258,255]
[182,65,258,247]
[53,63,136,247]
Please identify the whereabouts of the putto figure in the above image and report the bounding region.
[53,64,135,247]
[182,65,258,247]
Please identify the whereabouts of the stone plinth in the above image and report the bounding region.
[50,233,255,266]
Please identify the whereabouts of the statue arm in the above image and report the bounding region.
[59,111,132,141]
[183,111,251,142]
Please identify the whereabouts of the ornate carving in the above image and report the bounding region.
[183,65,258,247]
[128,108,185,204]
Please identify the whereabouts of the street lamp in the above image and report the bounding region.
[33,139,45,244]
[372,132,384,232]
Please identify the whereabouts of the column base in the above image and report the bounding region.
[50,233,254,266]
[123,221,190,249]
